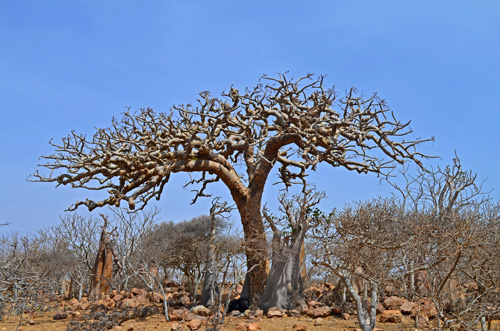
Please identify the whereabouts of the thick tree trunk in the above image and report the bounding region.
[299,242,309,289]
[89,222,114,301]
[258,229,305,312]
[236,196,269,302]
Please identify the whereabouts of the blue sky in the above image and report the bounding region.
[1,1,499,233]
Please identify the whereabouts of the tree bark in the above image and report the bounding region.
[201,213,218,307]
[89,220,114,301]
[258,228,305,312]
[236,196,269,302]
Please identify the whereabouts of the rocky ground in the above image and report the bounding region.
[0,283,475,331]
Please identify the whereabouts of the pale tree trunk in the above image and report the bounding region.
[299,242,309,289]
[201,213,218,306]
[258,228,306,311]
[342,272,378,331]
[258,188,324,311]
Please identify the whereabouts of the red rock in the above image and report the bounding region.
[379,310,403,323]
[187,319,202,330]
[179,295,191,306]
[331,306,342,315]
[192,305,210,316]
[69,298,79,305]
[113,294,124,302]
[122,298,139,308]
[169,308,189,321]
[383,296,406,310]
[247,322,261,330]
[400,301,416,314]
[149,291,164,303]
[130,288,141,296]
[342,312,350,320]
[313,306,331,318]
[170,322,180,331]
[127,326,134,331]
[249,309,263,319]
[27,320,35,325]
[185,313,208,322]
[307,300,322,308]
[267,307,283,318]
[309,286,322,297]
[106,298,116,308]
[292,324,308,331]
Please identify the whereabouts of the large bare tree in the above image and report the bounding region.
[31,74,430,299]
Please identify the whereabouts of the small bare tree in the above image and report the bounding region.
[31,74,431,299]
[200,197,234,307]
[390,157,499,330]
[312,197,408,331]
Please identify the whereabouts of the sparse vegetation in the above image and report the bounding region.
[5,75,496,330]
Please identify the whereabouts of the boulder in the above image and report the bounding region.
[307,300,323,308]
[184,313,208,322]
[314,318,324,326]
[149,291,164,303]
[186,319,202,330]
[113,294,124,302]
[383,296,406,310]
[400,301,416,315]
[121,298,139,308]
[191,305,211,317]
[179,294,191,306]
[312,306,331,318]
[331,306,342,315]
[69,298,79,305]
[169,308,189,321]
[267,307,283,318]
[249,309,264,319]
